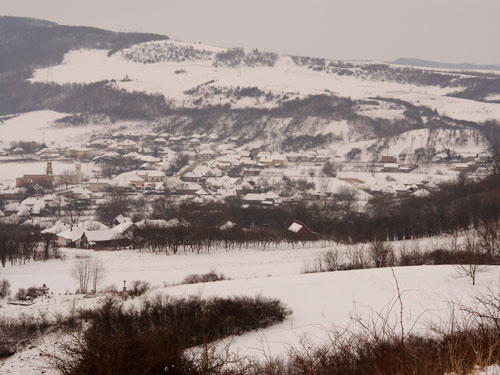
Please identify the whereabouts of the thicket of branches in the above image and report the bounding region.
[47,295,288,374]
[0,224,49,267]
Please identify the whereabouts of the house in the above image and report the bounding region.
[56,227,87,248]
[287,220,318,235]
[88,178,111,192]
[380,155,397,164]
[242,168,261,176]
[137,170,166,183]
[56,227,126,249]
[65,148,92,159]
[118,139,137,153]
[112,214,133,227]
[219,220,240,231]
[399,164,417,173]
[383,163,400,173]
[242,191,280,205]
[41,220,71,239]
[286,152,301,162]
[453,163,470,171]
[85,229,126,249]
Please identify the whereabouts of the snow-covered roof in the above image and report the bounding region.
[265,191,280,200]
[219,220,238,231]
[17,206,31,217]
[137,170,166,177]
[113,221,134,234]
[86,229,124,243]
[288,222,303,233]
[41,221,71,235]
[119,139,137,146]
[412,189,430,198]
[57,227,86,242]
[243,193,265,202]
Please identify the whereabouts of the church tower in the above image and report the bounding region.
[46,162,53,175]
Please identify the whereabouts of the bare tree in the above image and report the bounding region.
[46,195,65,224]
[91,259,106,293]
[71,258,106,294]
[71,258,92,294]
[0,279,11,298]
[478,221,500,258]
[369,239,395,268]
[65,196,87,225]
[454,234,489,286]
[488,143,500,177]
[336,185,359,215]
[59,170,75,189]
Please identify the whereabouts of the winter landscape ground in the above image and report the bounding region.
[1,14,500,375]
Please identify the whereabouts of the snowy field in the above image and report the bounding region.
[0,235,498,373]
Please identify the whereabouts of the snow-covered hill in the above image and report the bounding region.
[24,40,500,156]
[30,40,500,122]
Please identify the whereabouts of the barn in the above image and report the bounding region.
[287,220,318,235]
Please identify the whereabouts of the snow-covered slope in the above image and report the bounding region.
[1,241,499,372]
[30,40,500,123]
[25,40,499,156]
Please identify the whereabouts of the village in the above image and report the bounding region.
[0,125,492,249]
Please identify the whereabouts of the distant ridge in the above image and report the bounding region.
[0,16,169,74]
[392,58,500,72]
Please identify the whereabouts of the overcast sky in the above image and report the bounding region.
[3,0,500,64]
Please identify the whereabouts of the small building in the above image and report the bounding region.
[137,170,166,183]
[56,227,87,248]
[380,155,397,164]
[287,220,318,235]
[88,178,111,192]
[118,140,137,153]
[65,148,92,159]
[383,163,400,173]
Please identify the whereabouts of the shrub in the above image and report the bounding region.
[369,239,395,268]
[127,280,151,297]
[15,288,27,300]
[49,295,289,374]
[183,270,227,285]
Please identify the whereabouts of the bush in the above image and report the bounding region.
[15,288,27,300]
[127,280,151,297]
[50,295,289,374]
[183,270,227,285]
[369,239,395,268]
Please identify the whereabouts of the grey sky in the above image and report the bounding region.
[3,0,500,64]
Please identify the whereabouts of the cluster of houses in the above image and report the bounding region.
[1,125,493,233]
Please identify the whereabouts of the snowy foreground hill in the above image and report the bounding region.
[1,236,500,374]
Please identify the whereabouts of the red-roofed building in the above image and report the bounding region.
[16,162,54,188]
